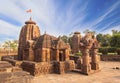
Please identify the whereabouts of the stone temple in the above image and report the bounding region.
[1,18,100,77]
[17,18,75,76]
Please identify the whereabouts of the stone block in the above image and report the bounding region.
[2,58,22,67]
[21,61,54,76]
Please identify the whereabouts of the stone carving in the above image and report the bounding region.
[90,35,100,70]
[79,33,93,74]
[71,32,81,54]
[79,32,100,74]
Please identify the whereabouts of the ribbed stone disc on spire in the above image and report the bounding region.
[25,17,36,25]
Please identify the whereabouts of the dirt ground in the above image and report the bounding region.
[33,61,120,83]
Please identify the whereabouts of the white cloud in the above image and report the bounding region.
[100,25,120,35]
[0,20,20,39]
[0,20,20,42]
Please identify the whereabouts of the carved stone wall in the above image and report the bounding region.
[21,60,75,76]
[71,32,81,54]
[18,18,40,60]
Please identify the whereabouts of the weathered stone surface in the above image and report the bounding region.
[54,60,75,74]
[76,57,82,69]
[0,61,13,68]
[12,67,22,72]
[0,61,13,73]
[18,18,40,60]
[0,71,33,83]
[71,32,81,54]
[79,32,100,74]
[21,61,54,76]
[2,58,22,67]
[21,60,75,76]
[34,34,70,62]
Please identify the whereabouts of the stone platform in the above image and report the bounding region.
[0,71,33,83]
[0,61,22,73]
[21,60,75,76]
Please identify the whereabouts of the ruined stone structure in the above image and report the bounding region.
[17,18,75,76]
[79,33,100,74]
[71,32,81,54]
[90,35,100,70]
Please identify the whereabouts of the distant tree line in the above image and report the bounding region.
[96,30,120,47]
[0,40,18,52]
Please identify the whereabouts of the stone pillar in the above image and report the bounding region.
[91,49,100,70]
[46,49,50,62]
[81,49,91,74]
[55,49,59,61]
[41,48,46,62]
[65,49,69,61]
[28,49,34,61]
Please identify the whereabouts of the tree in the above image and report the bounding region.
[61,35,69,43]
[110,34,120,47]
[96,34,111,47]
[61,34,73,48]
[2,40,18,52]
[112,30,120,35]
[96,34,103,42]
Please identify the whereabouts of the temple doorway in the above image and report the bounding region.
[59,51,65,61]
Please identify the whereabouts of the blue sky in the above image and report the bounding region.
[0,0,120,43]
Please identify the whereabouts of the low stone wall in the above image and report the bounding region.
[100,55,120,61]
[0,52,17,56]
[0,71,33,83]
[1,55,18,60]
[2,58,22,67]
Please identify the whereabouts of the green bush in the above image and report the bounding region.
[116,48,120,55]
[110,34,120,47]
[75,52,82,56]
[99,47,108,55]
[99,47,117,54]
[108,47,116,53]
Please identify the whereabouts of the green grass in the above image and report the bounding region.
[98,53,117,55]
